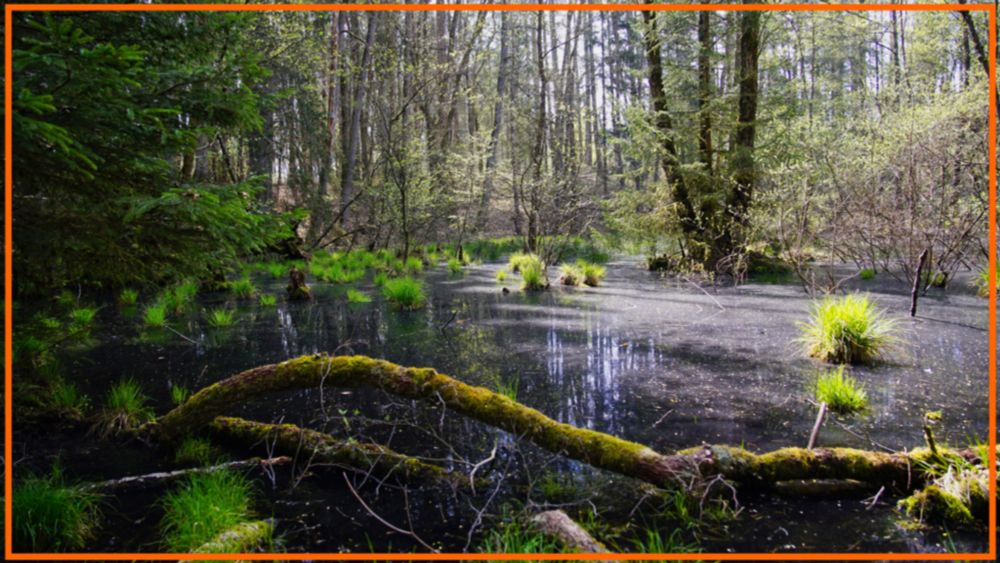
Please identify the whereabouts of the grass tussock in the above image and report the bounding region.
[559,264,584,286]
[13,466,101,551]
[496,269,508,282]
[229,278,256,299]
[160,469,262,552]
[577,260,606,286]
[258,294,277,307]
[93,378,154,438]
[142,302,168,328]
[119,288,139,306]
[382,277,426,310]
[174,437,220,466]
[973,263,998,298]
[517,255,547,291]
[814,366,868,415]
[859,268,876,280]
[46,379,91,421]
[206,308,235,328]
[798,293,898,365]
[447,257,464,275]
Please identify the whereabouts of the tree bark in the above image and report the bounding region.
[698,10,714,175]
[476,11,509,232]
[340,14,376,230]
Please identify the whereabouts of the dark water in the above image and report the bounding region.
[14,259,991,554]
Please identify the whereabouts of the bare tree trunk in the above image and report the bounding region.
[340,14,376,230]
[698,10,714,175]
[476,12,509,231]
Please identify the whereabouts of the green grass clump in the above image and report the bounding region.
[143,302,168,328]
[798,293,898,364]
[814,366,868,415]
[119,289,139,306]
[447,257,463,275]
[170,384,190,406]
[496,377,519,401]
[174,437,219,466]
[478,516,561,553]
[206,308,235,328]
[229,278,256,299]
[346,289,371,304]
[382,277,426,310]
[69,306,98,330]
[629,527,698,554]
[373,271,388,286]
[173,280,199,305]
[519,256,548,291]
[263,262,289,279]
[508,252,536,273]
[47,379,90,420]
[859,268,876,280]
[577,260,606,286]
[973,263,998,298]
[258,294,277,307]
[94,378,154,438]
[559,264,583,286]
[404,256,424,274]
[13,467,101,551]
[496,269,508,282]
[160,470,259,552]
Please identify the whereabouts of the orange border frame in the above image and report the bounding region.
[3,2,996,561]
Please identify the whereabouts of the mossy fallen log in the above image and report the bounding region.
[209,416,464,486]
[149,354,985,493]
[192,519,274,554]
[530,510,608,554]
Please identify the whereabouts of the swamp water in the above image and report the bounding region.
[14,259,991,554]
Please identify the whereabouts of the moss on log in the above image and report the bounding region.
[150,354,984,492]
[209,416,462,486]
[192,519,274,553]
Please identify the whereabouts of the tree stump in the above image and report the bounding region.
[286,266,311,301]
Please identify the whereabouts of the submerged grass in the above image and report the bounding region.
[13,466,101,552]
[382,277,426,310]
[160,469,260,552]
[797,293,898,365]
[814,366,868,415]
[93,378,154,438]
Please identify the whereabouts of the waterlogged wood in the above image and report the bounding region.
[209,416,464,486]
[192,519,274,554]
[149,354,981,493]
[81,457,291,493]
[531,510,608,554]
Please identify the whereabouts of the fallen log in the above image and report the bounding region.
[81,457,291,493]
[530,510,608,554]
[192,519,274,554]
[209,416,466,486]
[147,354,984,493]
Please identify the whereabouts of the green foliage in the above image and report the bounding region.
[576,260,607,286]
[94,378,154,438]
[508,252,536,273]
[142,302,168,328]
[119,288,139,306]
[160,469,258,552]
[382,277,426,310]
[465,237,524,262]
[13,466,101,552]
[170,384,190,406]
[229,278,256,299]
[258,294,277,307]
[973,263,997,298]
[373,271,388,287]
[559,264,584,286]
[496,269,508,282]
[174,437,219,466]
[13,13,292,294]
[478,510,562,554]
[68,306,98,331]
[262,261,289,279]
[798,294,898,364]
[447,257,464,275]
[46,379,91,421]
[495,377,519,401]
[404,256,424,274]
[346,289,371,304]
[859,268,876,280]
[516,255,548,291]
[206,308,235,328]
[629,527,697,554]
[814,366,868,415]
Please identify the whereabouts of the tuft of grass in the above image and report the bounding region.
[577,260,606,286]
[263,262,289,279]
[206,308,235,328]
[173,280,199,306]
[13,466,101,552]
[373,271,388,287]
[174,437,219,466]
[629,527,698,554]
[93,378,154,438]
[508,252,536,273]
[495,377,519,401]
[160,470,258,552]
[46,379,91,421]
[258,294,277,307]
[143,302,168,328]
[119,289,139,306]
[478,515,562,554]
[170,384,190,406]
[382,277,426,310]
[559,264,584,286]
[814,366,868,415]
[346,289,371,304]
[797,293,898,365]
[447,257,463,275]
[404,256,424,274]
[859,268,876,280]
[229,278,256,299]
[973,263,998,298]
[68,307,98,331]
[519,255,548,291]
[496,269,508,282]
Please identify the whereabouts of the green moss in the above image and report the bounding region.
[899,485,976,528]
